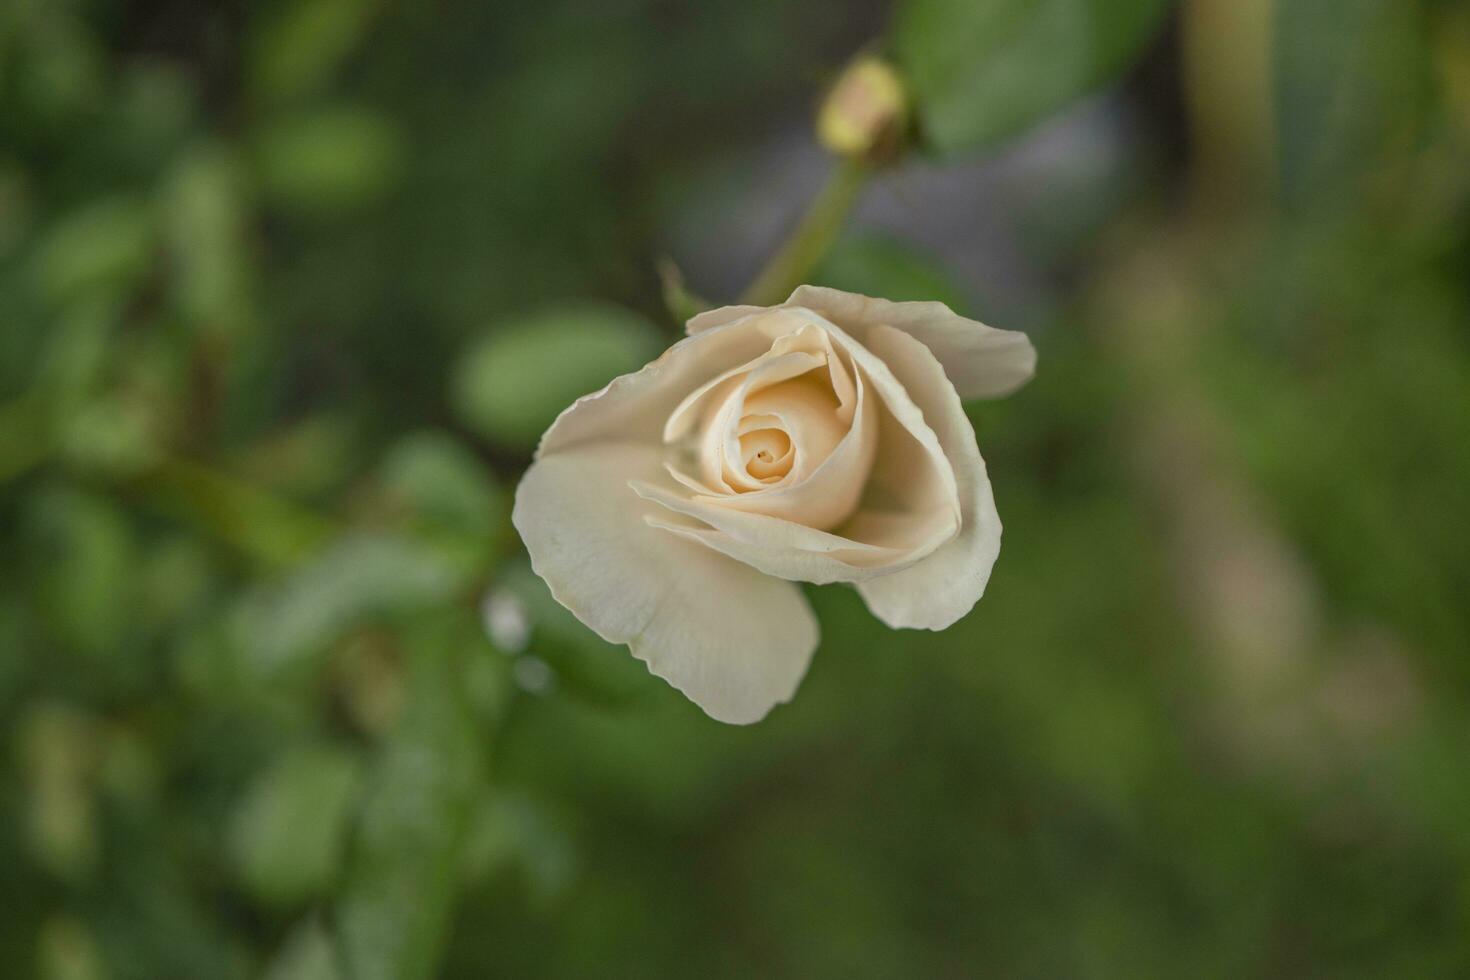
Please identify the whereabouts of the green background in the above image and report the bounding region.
[3,0,1469,977]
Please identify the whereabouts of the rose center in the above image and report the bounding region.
[738,427,794,481]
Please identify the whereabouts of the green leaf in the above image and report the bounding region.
[452,303,664,451]
[892,0,1171,157]
[20,704,100,882]
[249,0,378,104]
[163,143,256,338]
[56,393,161,476]
[0,596,30,709]
[378,430,502,540]
[1274,0,1428,209]
[334,616,483,980]
[460,789,577,905]
[264,920,342,980]
[23,485,139,658]
[229,745,362,907]
[255,107,403,215]
[31,197,155,305]
[36,915,107,980]
[35,298,116,410]
[233,532,464,677]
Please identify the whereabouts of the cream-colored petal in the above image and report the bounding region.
[706,352,831,492]
[631,478,915,584]
[738,426,793,480]
[513,443,818,723]
[856,325,1003,630]
[784,285,1036,400]
[685,303,767,336]
[646,518,891,585]
[539,316,789,457]
[700,367,877,530]
[682,307,962,557]
[738,377,845,479]
[784,307,963,530]
[663,335,826,444]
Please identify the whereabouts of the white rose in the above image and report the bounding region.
[512,286,1035,723]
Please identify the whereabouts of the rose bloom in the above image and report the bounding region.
[513,286,1035,723]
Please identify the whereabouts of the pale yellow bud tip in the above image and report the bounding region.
[816,57,908,162]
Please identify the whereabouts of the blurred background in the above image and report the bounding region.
[2,0,1469,977]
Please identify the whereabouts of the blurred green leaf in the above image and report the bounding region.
[256,107,403,215]
[23,485,139,658]
[0,395,48,483]
[31,197,155,304]
[378,430,502,540]
[265,920,343,980]
[229,744,362,907]
[57,393,161,475]
[452,303,663,451]
[21,704,99,883]
[109,61,197,170]
[13,14,105,126]
[232,532,464,677]
[0,163,37,260]
[249,0,378,104]
[335,617,483,980]
[163,143,256,337]
[36,915,107,980]
[1274,0,1429,209]
[231,414,362,499]
[34,298,115,406]
[893,0,1170,156]
[460,789,577,905]
[0,596,31,708]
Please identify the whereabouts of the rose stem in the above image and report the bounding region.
[740,158,869,307]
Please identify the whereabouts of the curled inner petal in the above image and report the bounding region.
[739,427,793,481]
[641,306,965,577]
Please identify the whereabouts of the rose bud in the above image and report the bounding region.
[816,56,909,163]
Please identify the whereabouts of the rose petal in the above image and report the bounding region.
[663,331,827,443]
[719,376,849,498]
[631,476,920,584]
[647,308,966,573]
[785,285,1036,399]
[686,303,767,335]
[681,286,1035,401]
[784,308,963,535]
[630,350,959,583]
[540,316,786,456]
[513,443,818,723]
[707,352,834,492]
[856,325,1003,630]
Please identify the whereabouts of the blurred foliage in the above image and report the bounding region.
[893,0,1171,155]
[452,304,664,451]
[1,0,1468,978]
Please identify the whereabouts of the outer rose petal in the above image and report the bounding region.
[688,287,1036,400]
[540,317,780,455]
[686,304,766,335]
[513,443,818,724]
[855,325,1003,630]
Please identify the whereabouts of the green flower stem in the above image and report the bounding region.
[741,158,869,307]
